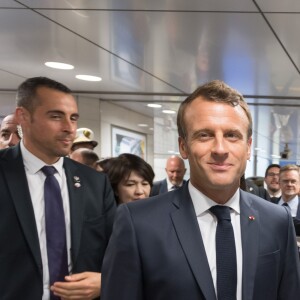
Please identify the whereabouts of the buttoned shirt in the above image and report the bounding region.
[20,142,71,300]
[278,196,299,217]
[189,181,242,300]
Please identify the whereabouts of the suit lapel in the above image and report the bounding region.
[240,191,259,300]
[63,158,85,267]
[170,186,216,300]
[160,179,168,194]
[0,145,42,276]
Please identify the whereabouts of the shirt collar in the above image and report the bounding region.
[166,177,183,190]
[20,140,64,176]
[278,195,299,209]
[188,181,240,217]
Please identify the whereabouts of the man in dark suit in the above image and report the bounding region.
[0,113,21,148]
[101,80,300,300]
[0,77,116,299]
[150,155,186,196]
[275,164,300,236]
[258,164,281,201]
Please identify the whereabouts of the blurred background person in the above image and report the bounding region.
[150,155,186,196]
[71,127,98,152]
[107,153,154,205]
[276,164,300,237]
[258,164,281,202]
[96,157,115,173]
[0,113,21,149]
[69,148,99,169]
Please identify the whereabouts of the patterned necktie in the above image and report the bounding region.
[41,166,68,299]
[210,205,237,300]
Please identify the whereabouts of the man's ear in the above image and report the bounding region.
[247,137,252,160]
[15,107,29,124]
[178,136,188,159]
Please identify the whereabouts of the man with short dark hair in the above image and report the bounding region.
[0,77,116,299]
[258,164,281,201]
[101,80,300,300]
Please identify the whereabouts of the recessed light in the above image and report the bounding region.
[138,124,148,127]
[149,127,154,131]
[45,62,74,70]
[76,75,102,82]
[162,109,176,114]
[147,104,162,108]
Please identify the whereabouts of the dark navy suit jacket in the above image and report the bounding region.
[102,185,300,300]
[0,144,116,299]
[150,178,187,196]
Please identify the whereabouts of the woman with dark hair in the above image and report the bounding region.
[107,153,155,205]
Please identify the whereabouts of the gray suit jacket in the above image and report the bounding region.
[0,144,116,299]
[101,184,300,300]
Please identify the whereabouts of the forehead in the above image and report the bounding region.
[267,167,280,173]
[0,115,18,130]
[167,160,184,170]
[184,97,249,131]
[35,86,77,110]
[124,170,145,181]
[280,170,300,180]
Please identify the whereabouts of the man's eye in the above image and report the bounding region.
[71,116,79,122]
[51,115,61,119]
[0,133,9,140]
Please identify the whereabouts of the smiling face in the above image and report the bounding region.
[16,86,79,164]
[279,169,300,202]
[116,171,151,204]
[265,166,280,193]
[179,97,252,203]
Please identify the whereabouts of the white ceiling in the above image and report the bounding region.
[1,0,300,162]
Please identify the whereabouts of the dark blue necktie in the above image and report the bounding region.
[282,202,290,208]
[41,166,68,299]
[210,205,237,300]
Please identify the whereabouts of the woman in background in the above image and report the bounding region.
[107,153,155,205]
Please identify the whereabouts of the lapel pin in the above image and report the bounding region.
[248,215,255,221]
[73,176,81,188]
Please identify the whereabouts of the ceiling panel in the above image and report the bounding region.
[16,0,256,11]
[257,0,300,12]
[0,9,181,94]
[266,13,300,86]
[1,0,23,7]
[34,8,300,96]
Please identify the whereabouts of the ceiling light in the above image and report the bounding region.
[138,123,148,127]
[76,75,102,81]
[162,109,176,114]
[45,62,74,70]
[147,104,162,108]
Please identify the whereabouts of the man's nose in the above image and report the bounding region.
[8,133,20,146]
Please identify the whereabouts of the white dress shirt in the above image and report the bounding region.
[189,181,242,300]
[278,196,299,217]
[166,177,184,191]
[20,142,71,300]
